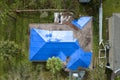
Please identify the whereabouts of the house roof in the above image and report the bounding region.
[34,28,74,42]
[67,48,92,70]
[29,22,93,52]
[30,28,79,61]
[71,17,92,29]
[29,28,92,70]
[109,13,120,71]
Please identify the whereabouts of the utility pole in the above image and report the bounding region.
[99,0,103,45]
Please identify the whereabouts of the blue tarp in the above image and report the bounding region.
[30,28,79,61]
[67,48,92,70]
[29,28,92,70]
[35,29,74,42]
[72,17,92,29]
[57,52,66,62]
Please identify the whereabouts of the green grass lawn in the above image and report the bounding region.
[103,0,120,40]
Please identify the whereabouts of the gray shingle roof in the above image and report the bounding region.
[109,13,120,71]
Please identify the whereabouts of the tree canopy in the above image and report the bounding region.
[46,56,62,79]
[0,40,22,61]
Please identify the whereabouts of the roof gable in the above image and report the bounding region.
[71,17,92,29]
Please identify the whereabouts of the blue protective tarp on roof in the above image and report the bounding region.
[57,52,66,62]
[72,17,92,29]
[67,48,92,70]
[34,29,74,42]
[29,28,92,70]
[29,28,79,61]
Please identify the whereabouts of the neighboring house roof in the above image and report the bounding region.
[71,17,92,29]
[109,13,120,71]
[29,28,92,70]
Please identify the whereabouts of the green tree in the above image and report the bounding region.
[0,40,22,71]
[115,76,120,80]
[0,40,22,60]
[46,56,62,80]
[0,0,22,25]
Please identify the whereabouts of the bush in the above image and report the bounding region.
[46,56,62,79]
